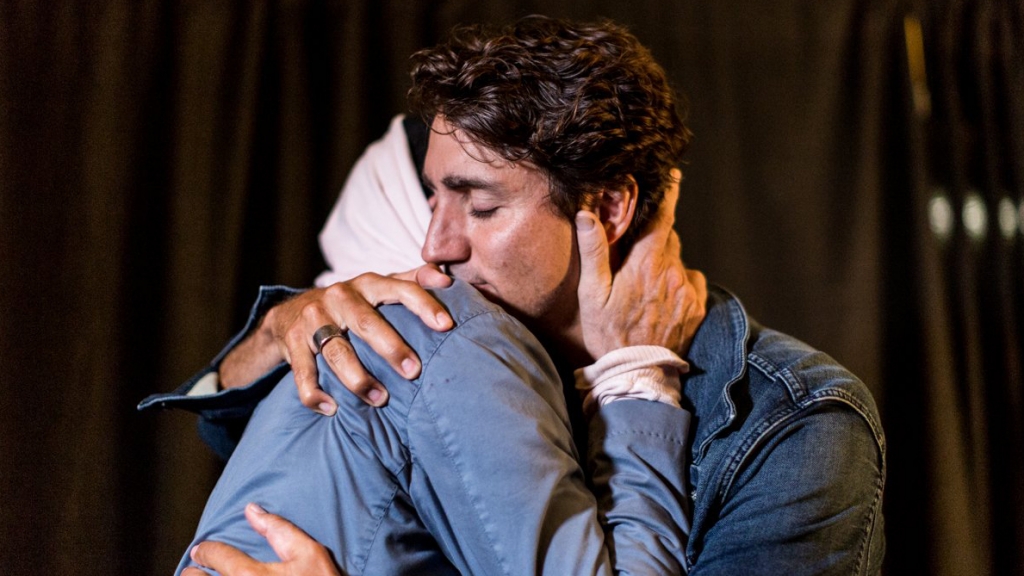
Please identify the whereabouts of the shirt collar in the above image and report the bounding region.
[682,284,752,462]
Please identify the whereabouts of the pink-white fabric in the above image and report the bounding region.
[574,346,690,418]
[315,115,432,287]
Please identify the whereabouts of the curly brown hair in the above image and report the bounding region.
[408,15,692,245]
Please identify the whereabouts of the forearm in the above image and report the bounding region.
[588,400,691,574]
[218,322,283,390]
[407,317,689,575]
[411,392,689,575]
[137,285,302,458]
[574,346,692,572]
[210,285,304,392]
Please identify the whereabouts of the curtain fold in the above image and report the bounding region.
[883,0,1024,573]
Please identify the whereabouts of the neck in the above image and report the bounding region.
[532,317,593,374]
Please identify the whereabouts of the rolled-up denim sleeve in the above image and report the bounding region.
[137,285,303,459]
[405,310,690,575]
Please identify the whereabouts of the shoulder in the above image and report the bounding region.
[734,322,885,488]
[372,279,536,362]
[337,280,527,413]
[685,288,886,572]
[745,323,883,445]
[365,279,561,403]
[685,286,883,459]
[684,286,885,498]
[396,283,570,457]
[415,281,561,397]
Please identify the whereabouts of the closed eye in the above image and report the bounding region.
[469,207,499,219]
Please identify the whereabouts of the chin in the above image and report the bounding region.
[469,282,501,303]
[468,283,532,321]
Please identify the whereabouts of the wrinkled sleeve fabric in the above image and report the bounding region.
[137,285,303,460]
[405,309,691,575]
[589,400,692,573]
[689,405,885,576]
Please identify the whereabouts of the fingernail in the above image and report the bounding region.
[576,212,595,230]
[318,401,337,416]
[190,544,201,563]
[402,357,419,378]
[436,312,452,329]
[248,502,267,515]
[368,387,388,406]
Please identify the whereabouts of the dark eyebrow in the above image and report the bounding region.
[420,171,505,195]
[442,174,501,193]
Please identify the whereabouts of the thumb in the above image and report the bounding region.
[413,263,453,289]
[245,503,317,562]
[575,210,612,304]
[391,264,453,289]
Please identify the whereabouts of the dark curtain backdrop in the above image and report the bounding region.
[1,1,1021,574]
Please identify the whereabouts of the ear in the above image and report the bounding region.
[595,175,639,247]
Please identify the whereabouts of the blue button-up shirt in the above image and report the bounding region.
[142,280,692,575]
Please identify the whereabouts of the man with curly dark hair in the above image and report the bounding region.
[159,15,884,576]
[407,16,691,249]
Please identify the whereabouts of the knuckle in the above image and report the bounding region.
[667,268,685,292]
[285,330,308,351]
[325,282,356,306]
[323,340,354,366]
[378,340,403,361]
[345,373,377,395]
[668,232,682,251]
[353,311,380,334]
[298,385,321,406]
[411,266,429,284]
[581,232,606,253]
[299,302,323,323]
[693,270,709,291]
[349,272,382,291]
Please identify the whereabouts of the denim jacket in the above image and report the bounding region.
[680,286,885,574]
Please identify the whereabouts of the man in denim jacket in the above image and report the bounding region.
[151,16,885,576]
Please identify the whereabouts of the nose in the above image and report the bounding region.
[421,199,470,265]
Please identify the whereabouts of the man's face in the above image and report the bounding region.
[421,116,581,336]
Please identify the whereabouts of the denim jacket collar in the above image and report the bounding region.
[682,285,752,464]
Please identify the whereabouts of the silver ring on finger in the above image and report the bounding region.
[312,324,348,354]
